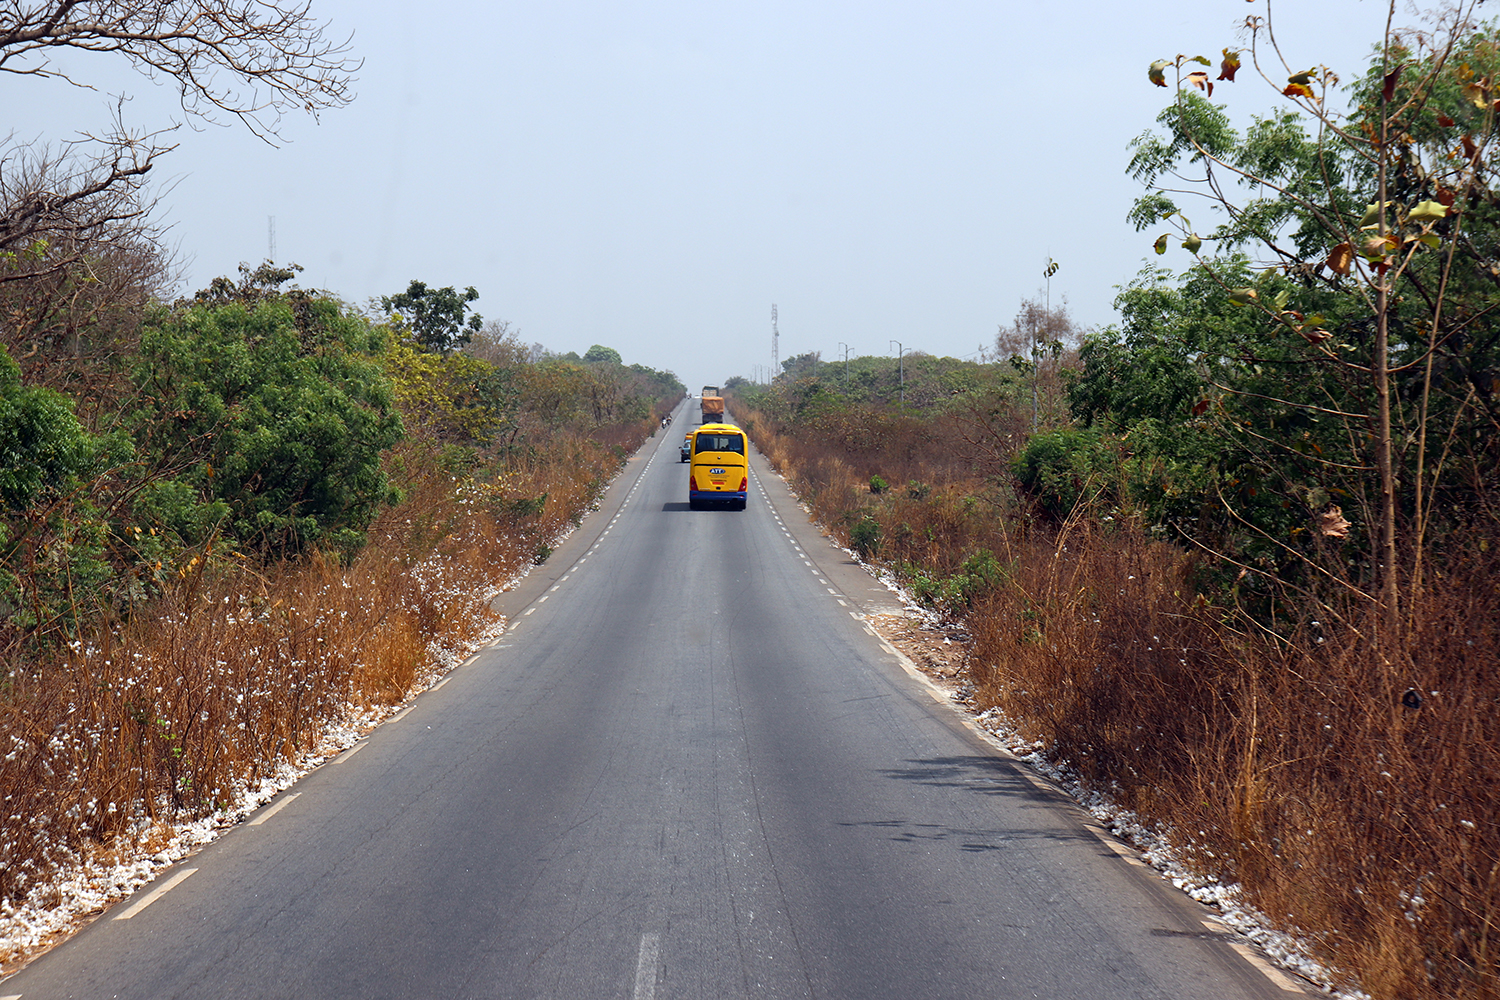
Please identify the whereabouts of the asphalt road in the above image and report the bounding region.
[2,400,1318,999]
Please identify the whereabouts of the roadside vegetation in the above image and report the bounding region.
[0,252,682,962]
[730,6,1500,997]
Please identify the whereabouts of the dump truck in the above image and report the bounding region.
[700,385,725,424]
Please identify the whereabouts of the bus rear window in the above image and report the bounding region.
[695,433,744,454]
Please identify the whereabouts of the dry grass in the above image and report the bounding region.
[0,423,650,948]
[740,395,1500,1000]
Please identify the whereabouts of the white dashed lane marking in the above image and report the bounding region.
[112,868,197,921]
[633,933,661,1000]
[332,743,364,765]
[249,792,302,825]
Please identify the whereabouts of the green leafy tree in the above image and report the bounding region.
[381,280,483,355]
[582,344,622,365]
[383,341,520,448]
[0,345,124,647]
[1121,2,1500,632]
[134,286,404,555]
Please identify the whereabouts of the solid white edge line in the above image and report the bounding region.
[112,868,197,920]
[633,932,661,1000]
[248,791,302,825]
[2,992,21,999]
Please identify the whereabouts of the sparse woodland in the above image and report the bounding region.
[4,1,1498,997]
[728,5,1500,996]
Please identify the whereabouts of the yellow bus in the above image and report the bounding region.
[688,424,749,510]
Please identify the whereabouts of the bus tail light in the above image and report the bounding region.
[738,476,748,492]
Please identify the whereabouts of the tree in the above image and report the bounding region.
[134,278,403,555]
[381,280,483,355]
[995,295,1081,430]
[582,344,622,365]
[1124,1,1498,636]
[1,2,359,277]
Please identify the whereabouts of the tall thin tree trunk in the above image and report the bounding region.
[1375,2,1401,650]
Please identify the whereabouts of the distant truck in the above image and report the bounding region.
[700,385,725,424]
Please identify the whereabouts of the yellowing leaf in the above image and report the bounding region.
[1218,48,1242,82]
[1463,78,1492,109]
[1183,233,1202,254]
[1153,234,1170,255]
[1283,82,1316,100]
[1229,287,1259,306]
[1359,201,1395,228]
[1288,69,1317,86]
[1149,60,1170,87]
[1408,200,1449,222]
[1326,242,1354,275]
[1187,70,1214,97]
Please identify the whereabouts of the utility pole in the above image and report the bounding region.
[771,304,779,381]
[890,340,905,407]
[268,215,276,262]
[837,342,850,388]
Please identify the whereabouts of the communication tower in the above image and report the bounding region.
[771,304,779,379]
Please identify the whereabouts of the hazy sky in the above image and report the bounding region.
[10,1,1395,386]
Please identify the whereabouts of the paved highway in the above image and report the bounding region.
[2,401,1317,999]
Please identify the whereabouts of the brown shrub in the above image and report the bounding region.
[741,390,1499,999]
[963,529,1500,999]
[0,425,641,934]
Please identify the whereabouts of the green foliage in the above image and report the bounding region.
[383,339,519,448]
[0,348,97,509]
[518,356,679,433]
[380,280,483,355]
[133,292,404,555]
[902,548,1007,612]
[849,514,881,559]
[869,475,888,494]
[1112,22,1500,609]
[0,346,138,643]
[582,344,622,365]
[1011,426,1112,520]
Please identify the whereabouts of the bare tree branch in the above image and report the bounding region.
[0,1,360,141]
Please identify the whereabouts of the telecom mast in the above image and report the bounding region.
[771,304,779,380]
